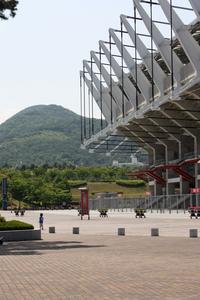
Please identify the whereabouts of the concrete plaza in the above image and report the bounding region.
[2,209,200,237]
[0,210,200,299]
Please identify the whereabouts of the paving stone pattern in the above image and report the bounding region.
[0,210,200,299]
[0,234,200,299]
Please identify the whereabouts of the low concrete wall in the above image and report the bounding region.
[0,229,41,242]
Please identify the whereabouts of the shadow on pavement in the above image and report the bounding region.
[0,240,105,256]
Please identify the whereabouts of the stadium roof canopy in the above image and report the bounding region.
[80,0,200,168]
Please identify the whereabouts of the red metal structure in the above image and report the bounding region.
[129,157,199,185]
[79,187,90,220]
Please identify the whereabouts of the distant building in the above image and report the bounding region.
[112,149,148,167]
[94,192,123,199]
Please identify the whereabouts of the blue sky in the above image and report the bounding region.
[0,0,194,123]
[0,0,133,123]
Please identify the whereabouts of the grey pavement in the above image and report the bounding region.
[0,210,200,299]
[1,209,200,237]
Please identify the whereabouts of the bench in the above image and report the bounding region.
[190,210,197,219]
[14,210,25,216]
[189,210,200,219]
[135,209,146,218]
[188,207,200,219]
[99,210,108,217]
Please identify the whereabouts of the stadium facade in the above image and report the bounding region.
[80,0,200,205]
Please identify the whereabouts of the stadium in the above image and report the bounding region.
[80,0,200,209]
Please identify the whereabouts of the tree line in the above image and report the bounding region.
[0,166,135,208]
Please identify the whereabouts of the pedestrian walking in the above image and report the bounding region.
[39,213,44,230]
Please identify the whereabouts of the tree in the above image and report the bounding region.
[6,168,72,209]
[0,0,18,20]
[9,177,29,208]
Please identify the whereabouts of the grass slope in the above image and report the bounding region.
[71,182,147,202]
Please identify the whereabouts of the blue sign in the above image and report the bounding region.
[2,177,7,210]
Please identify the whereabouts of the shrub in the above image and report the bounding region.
[68,180,87,188]
[116,180,145,187]
[0,215,6,223]
[0,220,34,231]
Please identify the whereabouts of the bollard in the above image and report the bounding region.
[151,228,159,237]
[118,228,125,236]
[49,227,55,234]
[190,229,198,238]
[73,227,79,235]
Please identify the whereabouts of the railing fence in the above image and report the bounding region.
[89,194,200,213]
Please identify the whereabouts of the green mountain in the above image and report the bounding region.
[0,105,111,167]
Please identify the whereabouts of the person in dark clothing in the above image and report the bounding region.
[39,213,44,230]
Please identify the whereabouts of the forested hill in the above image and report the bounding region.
[0,105,112,167]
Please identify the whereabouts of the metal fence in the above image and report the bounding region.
[89,194,200,213]
[89,197,140,211]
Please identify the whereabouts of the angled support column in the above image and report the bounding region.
[172,101,200,189]
[158,0,200,74]
[109,28,151,103]
[131,121,171,194]
[148,117,181,160]
[133,0,183,83]
[160,109,197,191]
[110,138,128,153]
[118,126,165,195]
[89,137,112,153]
[189,0,200,18]
[83,60,118,121]
[83,60,103,93]
[171,101,200,156]
[160,109,197,156]
[122,126,156,163]
[81,72,110,122]
[127,121,168,180]
[91,51,124,114]
[132,121,168,162]
[120,15,166,95]
[173,101,200,129]
[99,40,136,111]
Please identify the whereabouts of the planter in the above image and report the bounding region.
[49,227,55,233]
[0,229,41,242]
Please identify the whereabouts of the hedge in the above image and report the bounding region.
[68,180,87,188]
[0,215,6,223]
[116,180,145,187]
[0,220,34,231]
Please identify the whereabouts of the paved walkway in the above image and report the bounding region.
[2,209,200,237]
[0,210,200,299]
